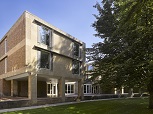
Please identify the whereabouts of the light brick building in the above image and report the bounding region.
[0,11,85,103]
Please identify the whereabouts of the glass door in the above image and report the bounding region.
[47,83,58,97]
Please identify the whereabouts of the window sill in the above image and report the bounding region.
[37,43,52,50]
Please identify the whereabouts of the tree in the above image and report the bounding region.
[91,0,153,108]
[91,0,124,93]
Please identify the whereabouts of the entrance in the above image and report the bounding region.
[47,83,58,97]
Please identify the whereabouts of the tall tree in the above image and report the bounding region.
[91,0,153,108]
[91,0,124,93]
[115,0,153,108]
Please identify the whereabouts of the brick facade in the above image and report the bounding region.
[0,59,5,75]
[0,40,5,58]
[7,18,25,51]
[3,80,11,96]
[7,46,25,72]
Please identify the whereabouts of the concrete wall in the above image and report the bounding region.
[24,11,85,79]
[53,55,72,77]
[52,32,73,57]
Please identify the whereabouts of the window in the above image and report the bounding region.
[39,25,51,46]
[65,84,74,94]
[73,43,80,58]
[84,84,92,94]
[72,60,80,74]
[38,51,53,69]
[92,86,99,94]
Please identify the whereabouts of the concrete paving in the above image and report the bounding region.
[0,98,119,113]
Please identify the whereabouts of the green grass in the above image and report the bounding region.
[3,98,153,114]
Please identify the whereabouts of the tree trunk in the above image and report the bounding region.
[149,92,153,109]
[148,78,153,109]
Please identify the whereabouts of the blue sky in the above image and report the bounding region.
[0,0,102,48]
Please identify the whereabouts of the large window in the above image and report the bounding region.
[72,60,80,74]
[39,26,51,46]
[65,84,74,94]
[73,43,80,58]
[38,51,53,69]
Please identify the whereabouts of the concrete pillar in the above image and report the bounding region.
[78,79,84,100]
[11,80,18,96]
[28,75,37,104]
[58,77,65,102]
[114,88,117,94]
[121,87,124,94]
[128,88,134,97]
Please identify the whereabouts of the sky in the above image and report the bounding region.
[0,0,102,48]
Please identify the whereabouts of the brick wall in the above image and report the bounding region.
[7,46,25,72]
[0,40,5,58]
[0,59,5,75]
[18,81,28,97]
[0,79,3,96]
[3,80,11,96]
[7,18,25,51]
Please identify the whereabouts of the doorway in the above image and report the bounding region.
[47,83,58,97]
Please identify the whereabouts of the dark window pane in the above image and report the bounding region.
[84,85,86,93]
[71,85,74,93]
[73,43,79,57]
[40,51,50,69]
[72,60,80,74]
[47,84,50,94]
[40,26,50,46]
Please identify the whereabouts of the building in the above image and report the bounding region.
[84,62,102,95]
[0,11,85,104]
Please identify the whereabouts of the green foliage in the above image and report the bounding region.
[90,0,153,93]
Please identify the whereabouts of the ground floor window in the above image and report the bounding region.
[65,84,74,94]
[47,83,57,97]
[84,84,92,94]
[92,85,99,94]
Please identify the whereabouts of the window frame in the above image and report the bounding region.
[72,60,81,75]
[84,84,92,94]
[38,25,52,47]
[37,50,53,70]
[65,84,75,94]
[73,42,81,58]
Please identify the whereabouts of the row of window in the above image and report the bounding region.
[37,25,82,75]
[84,84,100,94]
[38,50,81,74]
[47,83,100,95]
[47,83,75,95]
[38,25,82,59]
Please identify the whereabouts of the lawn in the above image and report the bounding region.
[3,98,153,114]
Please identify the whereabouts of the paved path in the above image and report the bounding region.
[0,98,119,113]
